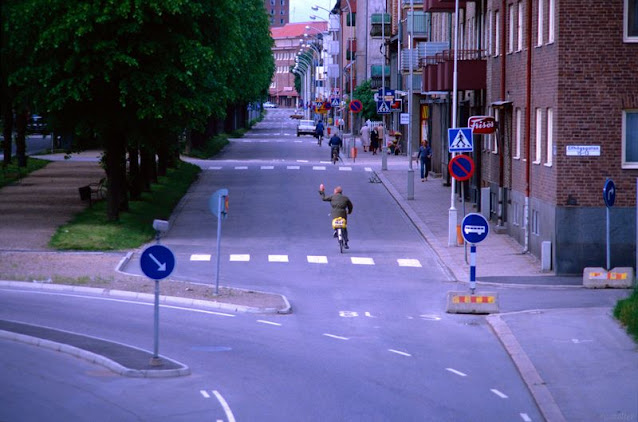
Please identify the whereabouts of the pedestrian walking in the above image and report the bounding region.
[360,124,371,152]
[370,126,380,155]
[416,140,432,181]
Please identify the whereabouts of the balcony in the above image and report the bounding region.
[402,11,429,39]
[424,0,467,13]
[370,13,391,37]
[422,49,486,92]
[370,65,391,89]
[346,38,357,61]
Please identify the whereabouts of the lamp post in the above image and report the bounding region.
[407,0,415,200]
[295,54,313,118]
[448,0,461,246]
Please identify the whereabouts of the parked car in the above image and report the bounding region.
[297,119,316,137]
[263,101,278,108]
[27,114,47,134]
[289,110,304,119]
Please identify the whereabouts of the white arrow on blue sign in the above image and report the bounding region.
[140,244,175,280]
[449,128,473,152]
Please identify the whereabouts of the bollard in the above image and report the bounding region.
[351,147,357,162]
[456,225,464,246]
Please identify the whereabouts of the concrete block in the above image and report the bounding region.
[446,291,499,314]
[582,267,635,289]
[541,241,552,272]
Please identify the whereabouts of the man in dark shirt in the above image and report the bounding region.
[319,184,353,248]
[328,132,343,161]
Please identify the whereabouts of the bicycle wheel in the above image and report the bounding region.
[338,229,343,253]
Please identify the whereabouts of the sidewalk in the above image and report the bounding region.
[0,148,636,421]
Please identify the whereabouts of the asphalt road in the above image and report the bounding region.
[0,110,547,421]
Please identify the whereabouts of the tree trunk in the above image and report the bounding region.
[128,142,141,200]
[105,128,126,221]
[157,134,168,177]
[15,109,28,167]
[2,106,13,165]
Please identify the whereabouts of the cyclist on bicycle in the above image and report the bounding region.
[319,184,353,249]
[328,132,343,162]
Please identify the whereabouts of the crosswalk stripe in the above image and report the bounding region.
[234,166,248,170]
[191,254,211,261]
[307,256,328,264]
[365,167,373,172]
[268,255,289,262]
[398,259,422,267]
[286,166,300,170]
[229,254,250,262]
[208,166,223,170]
[261,165,274,170]
[351,257,375,265]
[339,167,352,171]
[313,166,326,170]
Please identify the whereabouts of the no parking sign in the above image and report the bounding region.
[448,154,475,182]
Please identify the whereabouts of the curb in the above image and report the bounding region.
[0,280,292,315]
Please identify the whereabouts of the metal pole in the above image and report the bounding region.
[470,244,476,294]
[448,0,460,246]
[215,194,223,295]
[152,280,160,361]
[381,5,388,171]
[407,0,415,200]
[606,206,611,271]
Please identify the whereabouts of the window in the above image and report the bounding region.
[625,0,638,42]
[493,108,500,154]
[495,11,500,56]
[532,209,540,235]
[508,5,514,53]
[545,108,553,166]
[514,108,522,159]
[487,11,493,55]
[534,108,542,164]
[537,0,544,46]
[548,0,555,43]
[622,110,638,168]
[517,2,524,51]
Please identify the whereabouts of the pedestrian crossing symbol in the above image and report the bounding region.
[377,101,391,114]
[448,128,473,152]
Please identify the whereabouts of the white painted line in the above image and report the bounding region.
[287,166,300,170]
[520,414,532,422]
[229,254,250,262]
[446,368,467,377]
[313,166,326,170]
[268,255,289,262]
[307,255,328,264]
[388,349,412,357]
[297,160,309,163]
[257,320,282,326]
[351,257,375,265]
[261,165,274,170]
[398,258,422,267]
[200,390,211,398]
[323,333,349,341]
[490,389,509,399]
[319,160,331,164]
[338,167,352,171]
[190,254,211,262]
[208,166,223,170]
[419,314,442,321]
[212,390,236,422]
[234,166,248,170]
[294,140,303,143]
[365,167,373,172]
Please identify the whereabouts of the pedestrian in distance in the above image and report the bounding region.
[370,126,380,155]
[416,140,432,181]
[360,124,370,152]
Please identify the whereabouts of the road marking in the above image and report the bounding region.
[297,160,309,163]
[268,255,289,262]
[313,166,326,170]
[389,349,412,357]
[339,311,359,317]
[446,368,467,377]
[351,257,375,265]
[257,320,282,326]
[190,254,211,262]
[323,333,349,340]
[364,167,372,172]
[212,390,236,422]
[364,312,375,318]
[261,165,274,170]
[397,258,422,267]
[307,255,328,264]
[287,165,300,170]
[520,414,532,422]
[419,314,442,321]
[200,390,210,398]
[339,167,352,171]
[234,166,248,170]
[208,166,223,170]
[490,389,509,399]
[229,254,250,262]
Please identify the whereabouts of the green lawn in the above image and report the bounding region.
[0,158,50,188]
[614,287,638,342]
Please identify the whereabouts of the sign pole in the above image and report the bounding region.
[470,244,476,294]
[215,194,223,295]
[606,205,610,271]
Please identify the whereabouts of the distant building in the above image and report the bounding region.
[264,0,289,27]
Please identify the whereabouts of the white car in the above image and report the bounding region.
[297,120,316,137]
[263,101,278,108]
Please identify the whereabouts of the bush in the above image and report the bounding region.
[614,287,638,342]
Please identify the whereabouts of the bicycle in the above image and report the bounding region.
[332,217,347,253]
[331,146,341,165]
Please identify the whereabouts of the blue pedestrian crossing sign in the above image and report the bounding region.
[331,97,340,107]
[448,128,473,152]
[140,244,175,280]
[376,101,391,114]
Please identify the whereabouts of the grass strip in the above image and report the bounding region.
[614,287,638,342]
[0,158,50,188]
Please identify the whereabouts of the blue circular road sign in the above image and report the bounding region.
[603,179,615,208]
[461,213,489,244]
[448,154,475,182]
[140,245,175,280]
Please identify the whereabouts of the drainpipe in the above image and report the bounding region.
[523,0,532,253]
[497,0,507,228]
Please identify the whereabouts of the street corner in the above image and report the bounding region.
[445,291,499,314]
[583,267,635,289]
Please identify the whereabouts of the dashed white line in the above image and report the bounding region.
[520,413,532,422]
[490,389,509,399]
[445,368,467,377]
[268,255,289,262]
[286,165,300,170]
[190,254,211,261]
[234,166,248,170]
[208,166,223,170]
[229,254,250,262]
[212,390,236,422]
[261,165,274,170]
[364,167,373,172]
[351,257,375,265]
[323,333,349,341]
[338,167,352,171]
[388,349,412,357]
[257,320,282,326]
[397,258,422,267]
[307,255,328,264]
[297,160,309,163]
[313,166,326,170]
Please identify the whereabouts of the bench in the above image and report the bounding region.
[79,178,106,206]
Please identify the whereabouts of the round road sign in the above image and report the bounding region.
[603,178,616,208]
[140,244,175,280]
[349,99,363,113]
[448,154,475,182]
[461,213,489,244]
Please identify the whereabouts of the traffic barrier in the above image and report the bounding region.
[446,291,499,314]
[582,267,634,289]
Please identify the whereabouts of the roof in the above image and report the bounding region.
[270,21,328,39]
